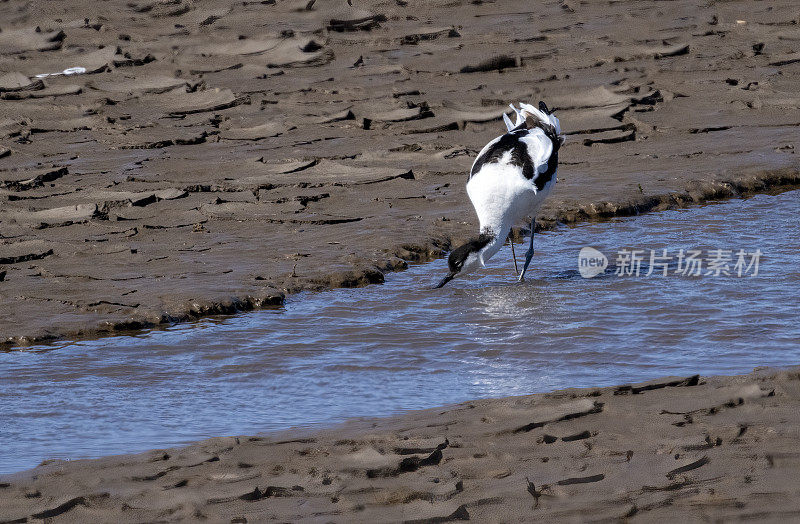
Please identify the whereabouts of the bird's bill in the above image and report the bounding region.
[434,272,456,288]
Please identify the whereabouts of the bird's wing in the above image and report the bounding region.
[520,129,554,176]
[470,129,555,182]
[468,135,502,179]
[519,129,557,191]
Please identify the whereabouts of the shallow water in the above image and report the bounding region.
[1,190,799,474]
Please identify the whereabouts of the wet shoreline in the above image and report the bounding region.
[3,173,799,350]
[3,189,798,474]
[4,366,800,521]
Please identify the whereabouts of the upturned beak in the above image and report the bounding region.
[434,272,456,289]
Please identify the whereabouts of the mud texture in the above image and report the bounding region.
[3,368,800,522]
[1,0,799,345]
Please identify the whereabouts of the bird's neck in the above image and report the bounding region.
[478,223,511,264]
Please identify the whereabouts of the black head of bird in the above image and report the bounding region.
[435,234,494,288]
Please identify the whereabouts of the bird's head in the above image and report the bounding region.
[435,233,494,288]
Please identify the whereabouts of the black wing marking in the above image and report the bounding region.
[527,101,561,191]
[534,147,558,192]
[469,130,534,181]
[470,101,562,190]
[469,129,560,191]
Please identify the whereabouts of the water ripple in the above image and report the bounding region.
[1,190,799,473]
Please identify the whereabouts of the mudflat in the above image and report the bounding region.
[1,0,798,345]
[2,368,799,522]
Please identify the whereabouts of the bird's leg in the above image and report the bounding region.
[518,218,536,282]
[509,233,519,275]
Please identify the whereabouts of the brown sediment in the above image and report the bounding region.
[1,0,800,347]
[2,367,799,521]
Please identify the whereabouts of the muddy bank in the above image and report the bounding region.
[1,0,800,346]
[3,367,800,521]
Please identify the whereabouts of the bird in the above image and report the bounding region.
[435,101,564,288]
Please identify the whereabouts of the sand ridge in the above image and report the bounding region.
[1,0,799,345]
[2,368,800,522]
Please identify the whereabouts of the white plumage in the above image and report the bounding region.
[436,101,564,288]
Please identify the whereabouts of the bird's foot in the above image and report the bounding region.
[517,273,525,283]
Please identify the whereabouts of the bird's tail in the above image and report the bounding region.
[504,101,564,147]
